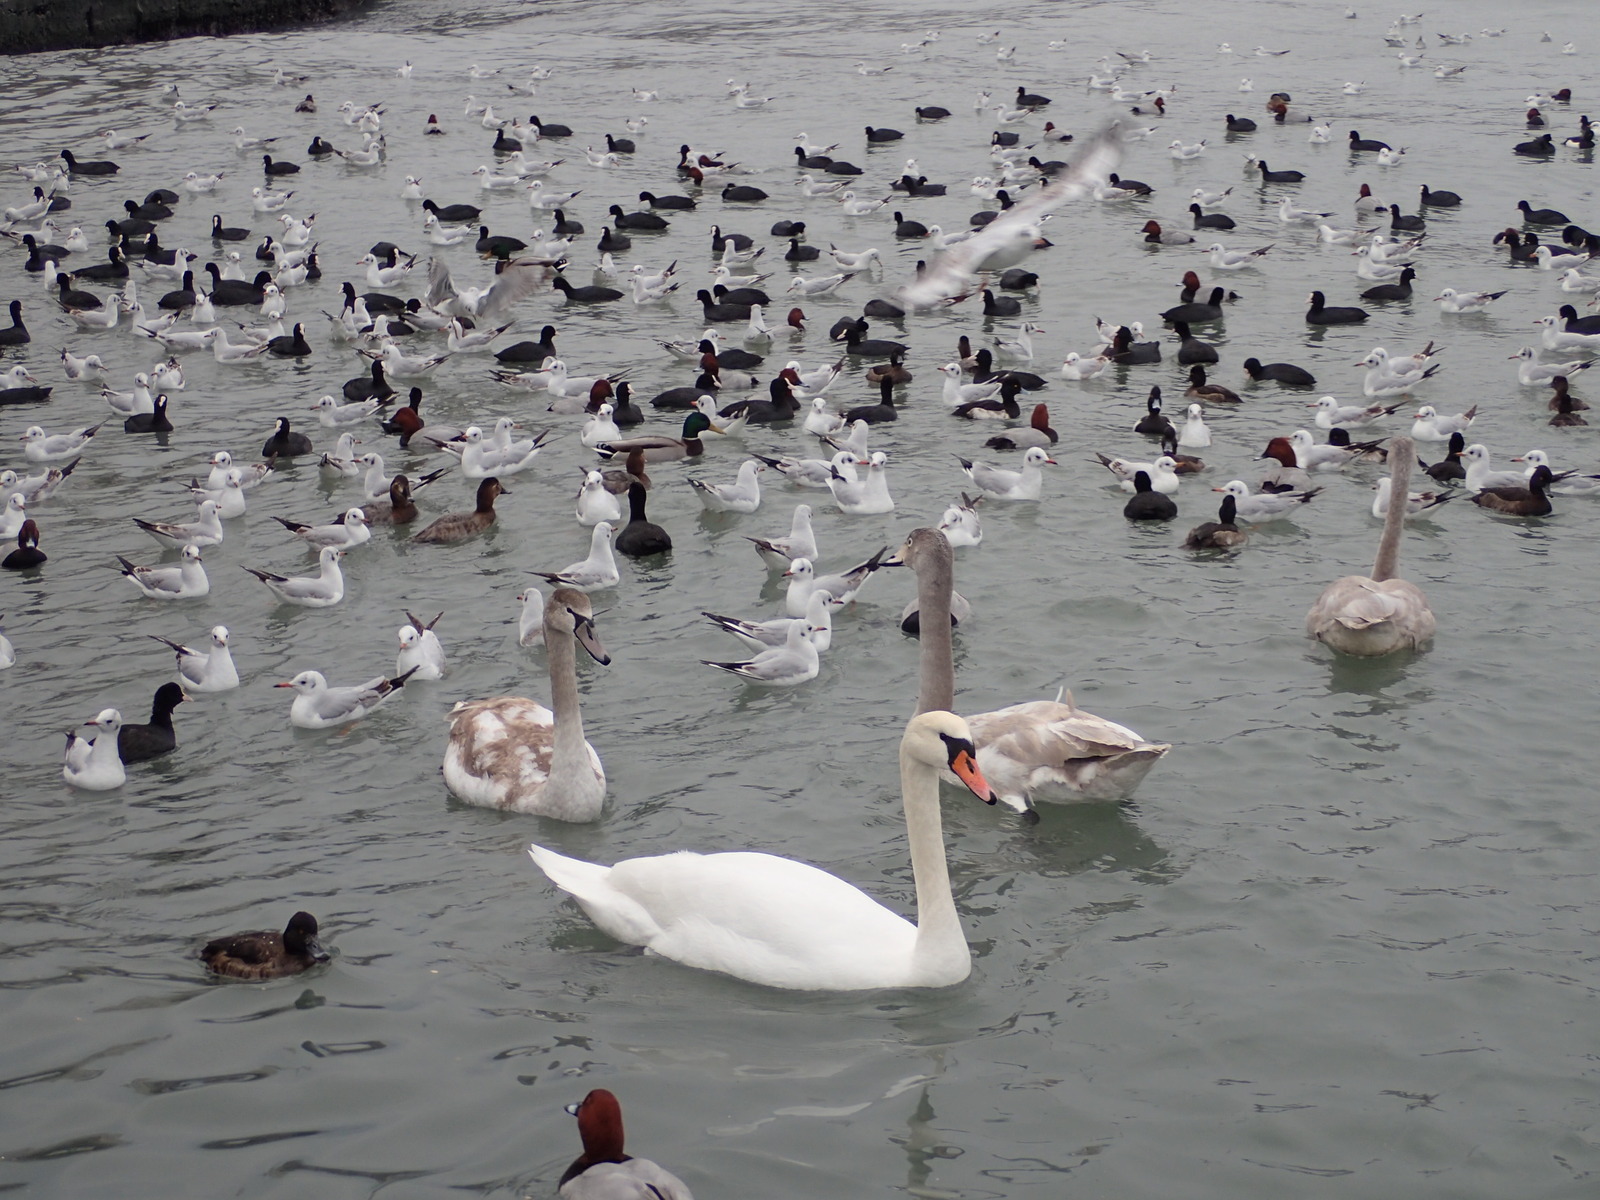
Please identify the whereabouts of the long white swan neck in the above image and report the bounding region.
[902,738,966,978]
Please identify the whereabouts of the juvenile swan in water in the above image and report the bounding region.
[528,711,994,990]
[443,589,610,819]
[1306,435,1436,654]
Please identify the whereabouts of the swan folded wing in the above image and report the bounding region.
[535,847,917,990]
[446,699,555,809]
[1307,577,1435,648]
[967,700,1170,806]
[1309,576,1415,630]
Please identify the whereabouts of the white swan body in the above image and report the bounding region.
[528,711,995,990]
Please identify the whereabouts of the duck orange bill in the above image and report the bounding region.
[950,749,995,804]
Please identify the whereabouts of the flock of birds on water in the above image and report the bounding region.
[4,12,1599,1192]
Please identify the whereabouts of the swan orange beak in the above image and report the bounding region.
[950,748,994,804]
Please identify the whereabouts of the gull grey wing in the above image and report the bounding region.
[896,124,1123,309]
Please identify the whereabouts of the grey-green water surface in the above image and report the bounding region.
[2,1,1598,1196]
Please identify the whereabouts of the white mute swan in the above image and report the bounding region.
[443,589,610,819]
[1305,435,1436,655]
[892,527,1169,811]
[528,710,995,990]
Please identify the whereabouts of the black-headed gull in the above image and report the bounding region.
[781,547,887,614]
[118,543,209,599]
[272,507,370,550]
[276,667,417,728]
[397,612,447,679]
[245,545,345,606]
[536,522,620,590]
[63,709,125,790]
[703,618,821,686]
[151,625,239,691]
[133,499,226,548]
[962,445,1057,499]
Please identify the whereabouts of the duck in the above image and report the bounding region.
[1423,432,1468,482]
[1133,387,1173,436]
[1550,380,1589,427]
[261,417,314,458]
[1185,365,1242,404]
[445,590,610,820]
[898,526,1169,808]
[362,474,420,525]
[1160,287,1226,324]
[614,482,671,557]
[984,403,1057,450]
[413,477,507,543]
[1141,219,1194,245]
[1183,493,1248,550]
[528,709,993,989]
[1124,471,1178,520]
[1306,291,1369,324]
[2,520,46,570]
[594,412,722,462]
[150,625,238,692]
[201,912,329,980]
[62,708,125,790]
[1172,321,1218,365]
[842,377,899,424]
[1257,160,1306,183]
[1472,465,1555,516]
[1109,325,1162,365]
[722,377,802,425]
[1306,437,1435,655]
[1361,266,1417,302]
[557,1089,694,1200]
[1190,202,1235,230]
[117,682,186,762]
[600,448,651,495]
[1241,357,1315,387]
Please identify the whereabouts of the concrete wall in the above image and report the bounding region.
[0,0,373,55]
